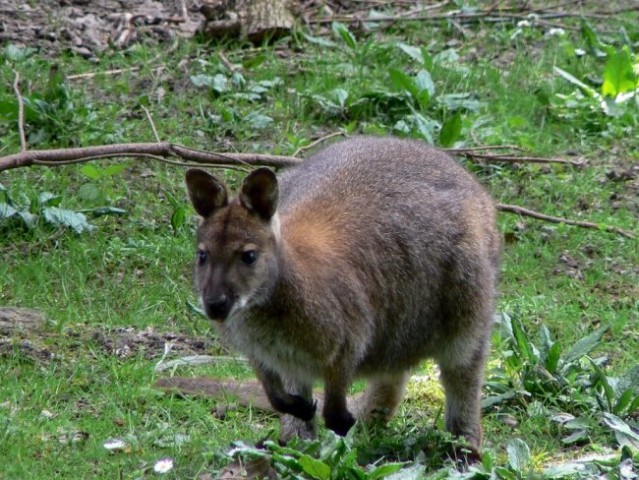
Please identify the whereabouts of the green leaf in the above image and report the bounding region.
[171,206,186,232]
[564,326,608,364]
[298,454,330,480]
[43,207,94,233]
[512,318,536,363]
[389,69,419,100]
[367,462,405,480]
[4,44,37,62]
[545,342,562,374]
[414,70,435,98]
[602,412,639,450]
[506,438,531,471]
[332,23,357,50]
[439,113,462,147]
[553,67,599,98]
[602,47,637,98]
[38,192,61,207]
[614,389,638,416]
[383,464,425,480]
[81,207,127,218]
[77,183,102,203]
[0,202,18,219]
[102,164,126,177]
[79,164,102,180]
[246,112,274,130]
[301,32,337,48]
[190,74,215,88]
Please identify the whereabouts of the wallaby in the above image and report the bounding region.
[184,136,500,456]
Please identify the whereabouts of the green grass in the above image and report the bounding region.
[1,5,638,479]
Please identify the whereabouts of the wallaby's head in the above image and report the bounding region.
[185,167,280,322]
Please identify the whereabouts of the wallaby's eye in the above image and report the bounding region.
[196,250,207,266]
[241,250,259,266]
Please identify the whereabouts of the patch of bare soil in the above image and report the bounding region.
[0,0,199,59]
[0,307,218,362]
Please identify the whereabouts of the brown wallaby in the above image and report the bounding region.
[185,136,500,456]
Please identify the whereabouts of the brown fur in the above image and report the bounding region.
[185,136,500,454]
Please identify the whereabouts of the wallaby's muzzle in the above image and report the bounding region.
[202,293,233,321]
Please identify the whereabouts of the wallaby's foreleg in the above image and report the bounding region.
[252,362,317,422]
[322,367,356,436]
[437,339,488,456]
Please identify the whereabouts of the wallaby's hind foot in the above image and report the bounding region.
[352,372,410,423]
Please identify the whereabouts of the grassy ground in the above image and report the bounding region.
[1,4,638,479]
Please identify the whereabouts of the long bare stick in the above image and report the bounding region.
[12,71,27,152]
[454,151,585,166]
[497,203,635,239]
[0,143,301,172]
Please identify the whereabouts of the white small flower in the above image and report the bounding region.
[153,458,174,474]
[103,438,127,451]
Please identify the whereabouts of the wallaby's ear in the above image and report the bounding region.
[185,168,228,218]
[239,168,279,221]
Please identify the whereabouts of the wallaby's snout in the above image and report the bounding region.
[202,293,232,321]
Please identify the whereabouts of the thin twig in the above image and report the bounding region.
[456,151,585,166]
[12,70,27,152]
[67,67,142,80]
[449,145,523,153]
[293,131,345,157]
[141,106,161,143]
[497,204,635,239]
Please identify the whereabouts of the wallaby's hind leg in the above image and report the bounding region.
[351,372,410,422]
[280,379,316,443]
[437,337,488,456]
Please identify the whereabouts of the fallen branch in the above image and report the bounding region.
[450,150,585,166]
[497,203,635,239]
[0,143,301,172]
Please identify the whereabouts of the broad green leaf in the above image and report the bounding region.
[439,113,462,147]
[544,341,562,374]
[512,318,536,363]
[506,438,531,471]
[564,326,608,363]
[246,112,274,130]
[171,206,186,232]
[190,74,215,87]
[77,183,101,203]
[38,192,61,207]
[602,47,637,98]
[103,164,126,177]
[602,412,639,450]
[384,464,425,480]
[397,43,432,69]
[5,44,36,61]
[414,70,435,97]
[301,32,337,48]
[367,462,405,480]
[389,69,419,100]
[553,67,598,98]
[614,389,638,416]
[298,454,330,480]
[43,207,94,233]
[561,429,589,445]
[79,164,102,180]
[436,93,483,112]
[588,357,615,409]
[332,23,357,50]
[0,202,18,219]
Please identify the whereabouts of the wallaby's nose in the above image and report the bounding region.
[204,294,232,321]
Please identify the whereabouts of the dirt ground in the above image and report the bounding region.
[0,0,200,59]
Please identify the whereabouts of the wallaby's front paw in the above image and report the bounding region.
[289,395,317,422]
[324,409,356,436]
